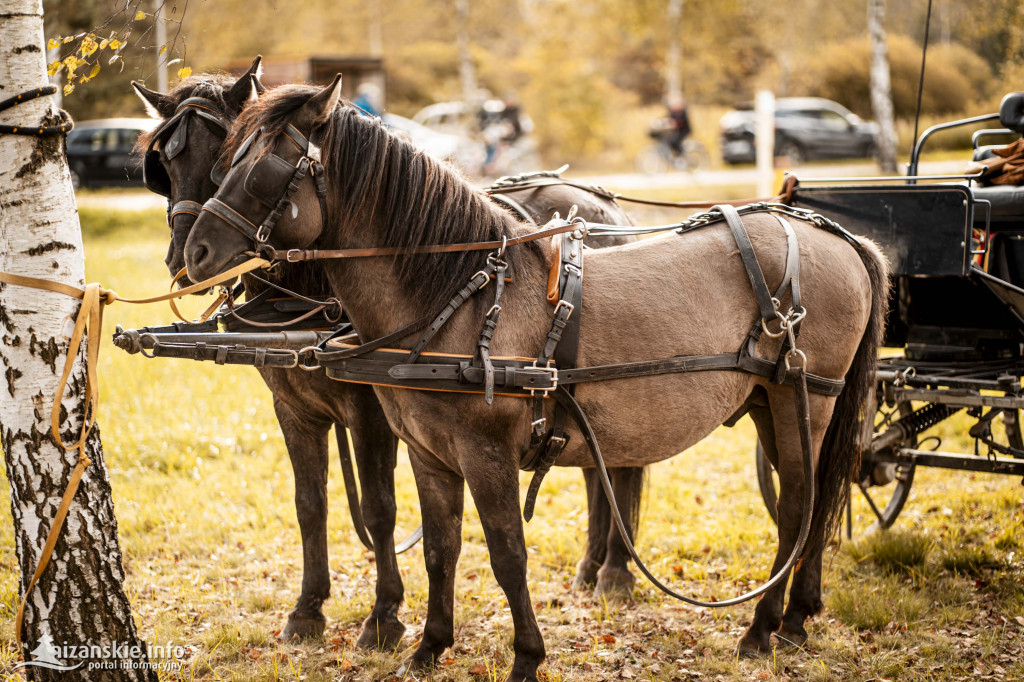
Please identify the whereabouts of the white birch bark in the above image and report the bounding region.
[0,1,154,679]
[868,0,899,173]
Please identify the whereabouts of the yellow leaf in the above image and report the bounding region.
[62,35,74,44]
[63,83,75,96]
[47,60,62,76]
[134,10,146,20]
[89,63,100,79]
[177,66,192,79]
[47,37,59,49]
[159,44,167,55]
[79,36,97,56]
[99,39,109,50]
[108,38,121,50]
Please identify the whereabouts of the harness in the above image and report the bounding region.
[201,123,329,248]
[201,117,864,608]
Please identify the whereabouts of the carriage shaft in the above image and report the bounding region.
[876,448,1024,477]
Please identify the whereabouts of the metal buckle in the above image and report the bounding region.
[554,299,574,320]
[285,249,303,262]
[255,224,272,243]
[527,361,558,397]
[471,270,491,289]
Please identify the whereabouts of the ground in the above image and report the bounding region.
[0,203,1022,681]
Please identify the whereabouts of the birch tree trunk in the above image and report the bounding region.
[664,0,684,102]
[868,0,898,173]
[455,0,477,107]
[0,1,155,680]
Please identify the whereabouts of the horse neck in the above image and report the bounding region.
[241,262,329,299]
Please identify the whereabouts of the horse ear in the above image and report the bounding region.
[225,73,259,113]
[131,80,174,118]
[246,54,267,93]
[300,73,343,126]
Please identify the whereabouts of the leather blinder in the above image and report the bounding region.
[244,154,297,208]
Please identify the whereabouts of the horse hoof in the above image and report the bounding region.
[595,566,635,601]
[572,558,601,590]
[356,615,406,650]
[736,632,773,658]
[281,611,327,640]
[774,625,808,649]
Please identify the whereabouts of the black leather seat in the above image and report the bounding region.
[971,92,1024,218]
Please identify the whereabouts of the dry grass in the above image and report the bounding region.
[1,210,1023,680]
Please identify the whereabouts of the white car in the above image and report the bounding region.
[383,113,485,176]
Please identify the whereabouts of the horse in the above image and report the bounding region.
[185,80,889,681]
[134,64,649,636]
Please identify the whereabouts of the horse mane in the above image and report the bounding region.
[224,85,533,312]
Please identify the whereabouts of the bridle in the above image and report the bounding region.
[200,122,329,253]
[144,95,230,199]
[145,95,232,253]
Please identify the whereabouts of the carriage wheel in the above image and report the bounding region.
[754,398,917,536]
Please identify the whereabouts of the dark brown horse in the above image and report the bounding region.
[184,80,888,681]
[134,68,649,644]
[133,67,406,647]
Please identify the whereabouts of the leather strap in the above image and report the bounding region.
[406,267,495,364]
[717,204,777,323]
[275,219,581,262]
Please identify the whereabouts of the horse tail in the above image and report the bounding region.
[806,236,890,554]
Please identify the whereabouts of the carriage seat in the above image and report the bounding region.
[970,93,1024,218]
[973,184,1024,218]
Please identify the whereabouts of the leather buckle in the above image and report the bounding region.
[553,299,574,320]
[527,361,558,397]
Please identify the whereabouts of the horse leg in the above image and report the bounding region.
[348,402,406,650]
[463,450,545,682]
[572,469,608,589]
[403,453,464,671]
[737,393,826,657]
[776,546,823,648]
[595,467,643,600]
[275,400,332,640]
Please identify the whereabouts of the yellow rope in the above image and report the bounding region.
[0,257,270,648]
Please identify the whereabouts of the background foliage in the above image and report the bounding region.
[43,0,1023,163]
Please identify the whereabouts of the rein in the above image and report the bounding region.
[485,168,798,210]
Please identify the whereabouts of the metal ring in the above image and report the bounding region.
[784,348,807,372]
[298,346,321,371]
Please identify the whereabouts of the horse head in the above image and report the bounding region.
[185,75,344,282]
[133,55,265,284]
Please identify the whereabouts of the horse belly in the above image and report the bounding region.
[552,369,755,469]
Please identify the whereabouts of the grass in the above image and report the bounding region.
[1,206,1024,680]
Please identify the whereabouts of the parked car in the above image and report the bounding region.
[719,98,879,165]
[65,118,157,189]
[383,112,485,176]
